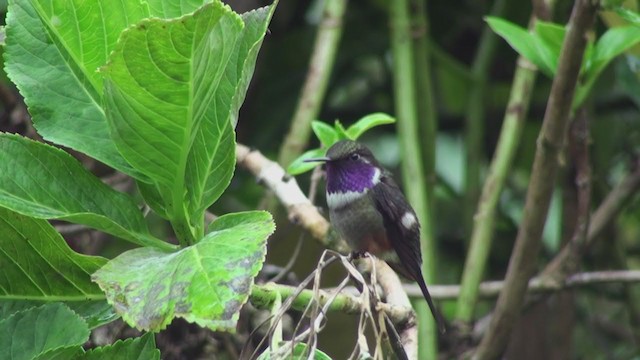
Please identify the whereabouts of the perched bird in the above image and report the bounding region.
[307,140,446,333]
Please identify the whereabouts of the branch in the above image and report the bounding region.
[401,270,640,300]
[539,108,591,282]
[250,282,413,326]
[537,156,640,283]
[276,0,347,166]
[236,144,348,253]
[474,1,598,358]
[587,158,640,244]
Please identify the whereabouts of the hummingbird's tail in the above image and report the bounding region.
[416,275,447,334]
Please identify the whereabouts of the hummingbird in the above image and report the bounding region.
[306,140,446,333]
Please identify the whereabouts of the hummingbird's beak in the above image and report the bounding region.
[303,156,331,163]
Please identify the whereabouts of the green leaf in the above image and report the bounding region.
[0,300,117,330]
[3,0,207,178]
[0,207,106,301]
[33,347,83,360]
[0,303,89,360]
[92,211,275,332]
[577,26,640,107]
[287,148,326,175]
[345,112,395,140]
[486,17,557,77]
[78,333,160,360]
[534,21,566,73]
[146,0,207,18]
[257,343,333,360]
[333,120,349,139]
[183,3,276,221]
[588,26,640,76]
[312,121,339,147]
[615,7,640,26]
[103,2,274,239]
[0,134,169,249]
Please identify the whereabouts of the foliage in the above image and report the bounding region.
[0,303,159,360]
[287,112,395,175]
[0,0,276,357]
[486,15,640,108]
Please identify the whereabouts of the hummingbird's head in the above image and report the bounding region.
[306,140,381,208]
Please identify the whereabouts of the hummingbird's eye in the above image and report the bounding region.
[350,153,360,161]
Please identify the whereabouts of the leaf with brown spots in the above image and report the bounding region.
[92,211,275,332]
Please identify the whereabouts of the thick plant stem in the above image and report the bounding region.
[277,0,347,167]
[456,0,557,323]
[411,0,437,198]
[456,57,537,322]
[474,1,598,358]
[390,0,438,358]
[410,1,439,358]
[463,0,507,236]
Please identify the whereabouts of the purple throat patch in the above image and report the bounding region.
[326,162,378,194]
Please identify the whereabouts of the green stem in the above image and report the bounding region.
[411,0,437,199]
[456,57,537,322]
[474,1,597,357]
[276,0,347,166]
[456,0,558,324]
[390,0,438,358]
[250,282,412,324]
[463,0,507,237]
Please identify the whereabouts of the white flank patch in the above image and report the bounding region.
[401,212,417,229]
[327,190,367,209]
[371,167,381,185]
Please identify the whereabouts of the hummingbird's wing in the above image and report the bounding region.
[371,173,423,276]
[371,173,446,333]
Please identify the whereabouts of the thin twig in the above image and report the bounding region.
[539,158,640,282]
[474,1,598,357]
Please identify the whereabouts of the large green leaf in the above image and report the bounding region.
[0,134,169,249]
[3,0,207,178]
[78,333,160,360]
[0,303,89,360]
[103,2,274,240]
[92,211,275,332]
[0,300,117,329]
[184,4,276,221]
[4,0,133,177]
[0,207,106,301]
